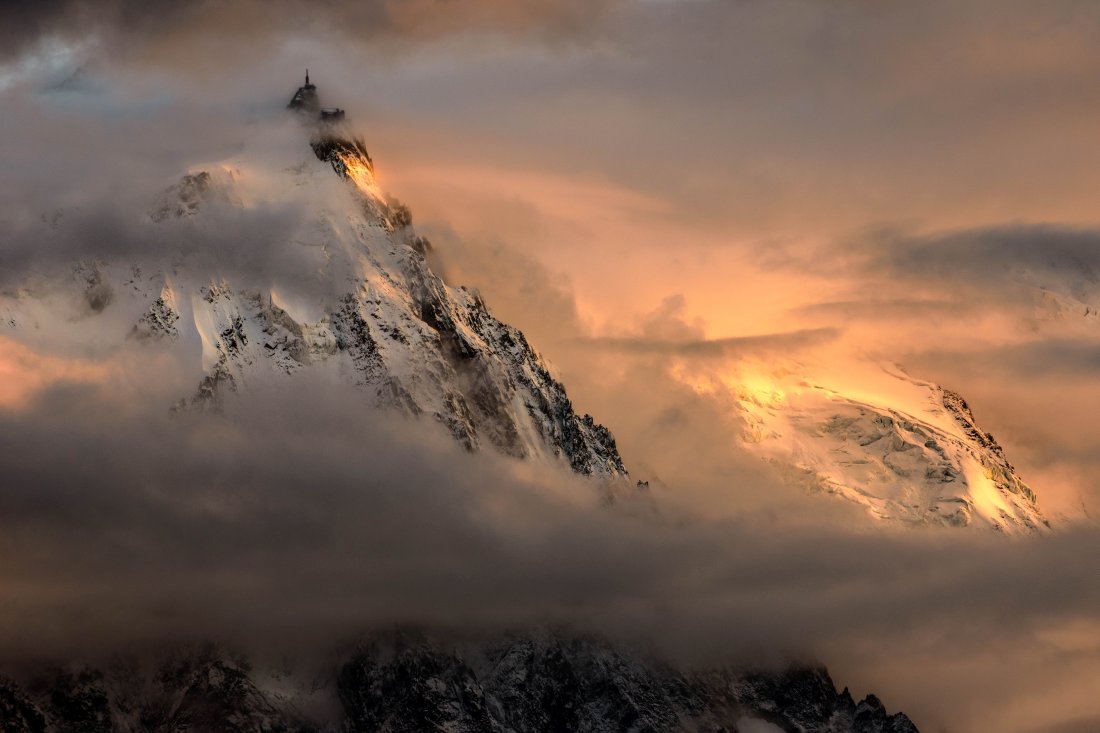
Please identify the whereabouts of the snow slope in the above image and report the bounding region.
[680,361,1048,533]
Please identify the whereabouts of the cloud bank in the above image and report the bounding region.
[2,363,1100,733]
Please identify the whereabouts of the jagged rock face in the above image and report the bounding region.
[310,133,373,181]
[151,172,214,222]
[0,651,302,733]
[176,126,626,478]
[731,668,919,733]
[0,114,627,481]
[940,389,1039,510]
[720,362,1048,532]
[339,635,685,733]
[0,677,47,733]
[0,634,919,733]
[335,633,920,733]
[130,285,180,341]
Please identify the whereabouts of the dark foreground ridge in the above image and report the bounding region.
[0,632,918,733]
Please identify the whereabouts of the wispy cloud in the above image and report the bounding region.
[579,327,840,357]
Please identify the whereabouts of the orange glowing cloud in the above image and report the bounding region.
[0,336,111,411]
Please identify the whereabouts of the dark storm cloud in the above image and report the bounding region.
[0,1,94,62]
[2,375,1100,733]
[860,224,1100,294]
[0,0,620,65]
[765,223,1100,330]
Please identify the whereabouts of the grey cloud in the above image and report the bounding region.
[10,0,1100,241]
[0,84,353,297]
[420,224,588,349]
[0,0,621,65]
[787,297,969,321]
[1026,716,1100,733]
[567,293,838,358]
[330,0,1100,236]
[862,224,1100,292]
[2,377,1100,733]
[773,223,1100,330]
[579,327,840,358]
[914,339,1100,379]
[0,192,331,300]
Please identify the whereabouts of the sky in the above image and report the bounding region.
[3,1,1100,732]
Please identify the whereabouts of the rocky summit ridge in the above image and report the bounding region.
[1,75,628,481]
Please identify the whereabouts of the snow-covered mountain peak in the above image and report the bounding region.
[678,359,1049,533]
[0,78,630,481]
